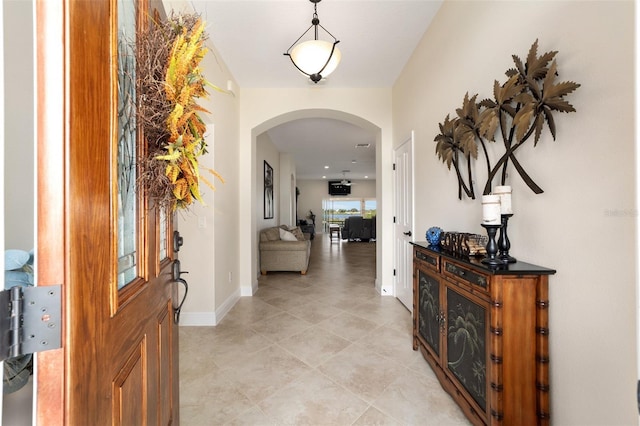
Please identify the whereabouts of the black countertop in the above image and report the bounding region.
[411,241,556,275]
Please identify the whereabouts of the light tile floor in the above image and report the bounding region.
[180,234,470,425]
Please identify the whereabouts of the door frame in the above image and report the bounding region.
[0,0,4,419]
[35,0,66,423]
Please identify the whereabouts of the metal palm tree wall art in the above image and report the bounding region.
[434,40,581,200]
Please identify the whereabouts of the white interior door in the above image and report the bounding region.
[394,133,414,311]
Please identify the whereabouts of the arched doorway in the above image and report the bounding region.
[241,108,387,297]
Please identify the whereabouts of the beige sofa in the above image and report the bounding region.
[259,225,311,275]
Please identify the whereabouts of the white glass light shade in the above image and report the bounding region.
[290,39,341,78]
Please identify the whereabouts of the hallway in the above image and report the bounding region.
[179,235,469,425]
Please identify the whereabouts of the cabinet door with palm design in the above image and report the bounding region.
[445,285,488,414]
[417,269,441,357]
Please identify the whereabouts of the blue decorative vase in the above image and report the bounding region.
[426,227,443,246]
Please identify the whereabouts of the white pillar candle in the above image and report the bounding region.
[482,195,501,225]
[493,185,512,214]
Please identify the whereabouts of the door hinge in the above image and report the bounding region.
[393,216,396,223]
[393,163,396,171]
[393,269,396,276]
[0,285,62,361]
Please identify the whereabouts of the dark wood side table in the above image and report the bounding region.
[412,242,556,425]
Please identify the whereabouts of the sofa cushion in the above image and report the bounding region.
[289,226,305,241]
[261,227,280,242]
[259,240,309,251]
[279,228,298,241]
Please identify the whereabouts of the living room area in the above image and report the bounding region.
[257,174,377,275]
[256,115,378,240]
[256,117,379,273]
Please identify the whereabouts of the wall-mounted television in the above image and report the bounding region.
[328,181,351,196]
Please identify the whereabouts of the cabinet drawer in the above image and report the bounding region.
[414,248,439,270]
[442,259,488,289]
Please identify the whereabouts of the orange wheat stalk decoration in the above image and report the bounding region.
[155,16,223,210]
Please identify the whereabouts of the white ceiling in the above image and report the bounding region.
[187,0,443,179]
[266,117,376,180]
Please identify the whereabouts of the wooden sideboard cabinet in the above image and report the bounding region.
[412,242,556,425]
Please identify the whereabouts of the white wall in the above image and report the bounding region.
[166,0,241,325]
[278,152,296,227]
[4,0,33,251]
[256,131,280,230]
[238,94,392,296]
[342,179,376,199]
[254,143,297,234]
[297,180,323,232]
[393,1,635,424]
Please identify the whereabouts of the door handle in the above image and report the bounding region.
[403,231,412,236]
[171,259,189,324]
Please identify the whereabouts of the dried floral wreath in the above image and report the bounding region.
[136,12,223,210]
[434,40,580,200]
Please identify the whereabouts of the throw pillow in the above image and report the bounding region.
[289,226,305,241]
[262,227,280,241]
[279,228,298,242]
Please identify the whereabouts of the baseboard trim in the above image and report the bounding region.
[240,279,258,296]
[178,312,217,326]
[179,288,241,326]
[376,278,393,296]
[216,288,241,322]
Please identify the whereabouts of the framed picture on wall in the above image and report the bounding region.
[264,160,274,219]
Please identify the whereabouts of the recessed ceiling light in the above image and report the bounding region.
[324,165,329,169]
[364,176,369,179]
[322,175,326,179]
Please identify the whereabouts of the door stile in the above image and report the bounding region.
[35,0,67,424]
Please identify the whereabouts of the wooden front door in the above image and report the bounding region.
[35,0,179,424]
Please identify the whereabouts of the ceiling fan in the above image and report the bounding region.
[331,171,356,186]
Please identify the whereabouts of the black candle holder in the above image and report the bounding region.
[481,223,503,266]
[498,214,517,263]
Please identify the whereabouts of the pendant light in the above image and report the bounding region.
[284,0,341,83]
